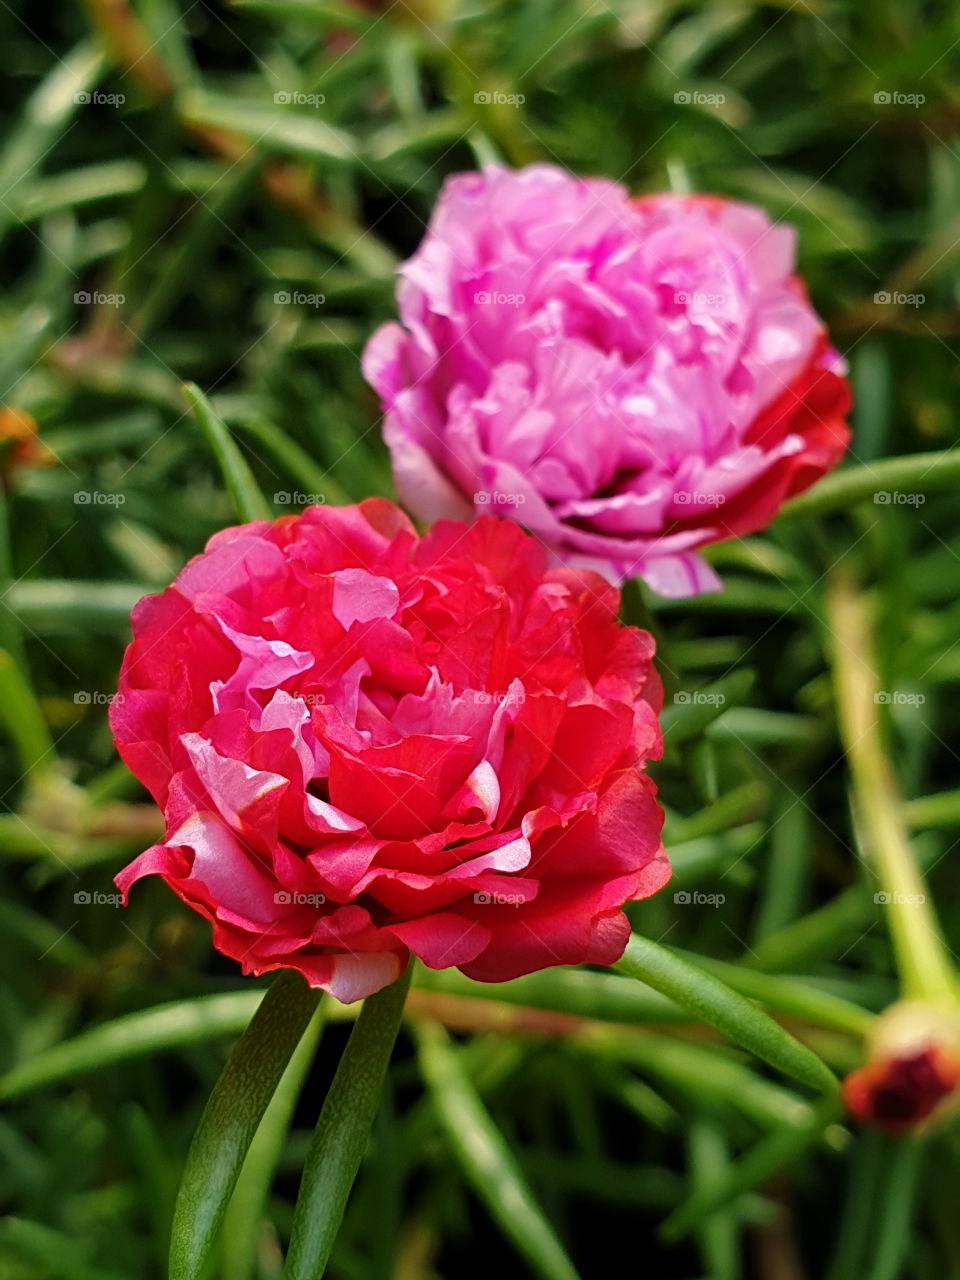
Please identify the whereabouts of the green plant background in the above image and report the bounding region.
[1,1,959,1277]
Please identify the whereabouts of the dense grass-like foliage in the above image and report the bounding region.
[1,2,959,1277]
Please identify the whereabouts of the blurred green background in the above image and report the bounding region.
[1,1,960,1277]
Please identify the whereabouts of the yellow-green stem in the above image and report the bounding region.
[828,576,956,1003]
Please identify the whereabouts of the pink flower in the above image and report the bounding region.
[111,501,668,1002]
[363,165,850,597]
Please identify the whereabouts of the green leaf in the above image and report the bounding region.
[4,580,150,629]
[13,159,146,222]
[414,1020,580,1280]
[132,154,262,337]
[284,969,411,1280]
[662,780,768,845]
[177,89,359,164]
[0,483,27,671]
[688,1121,739,1280]
[0,898,92,972]
[826,1133,887,1280]
[169,972,321,1280]
[661,1099,842,1240]
[905,786,960,829]
[862,1139,924,1280]
[0,649,55,779]
[746,886,870,974]
[228,0,372,32]
[0,1218,126,1280]
[586,1028,816,1130]
[614,935,838,1094]
[183,382,272,523]
[0,993,265,1100]
[232,416,351,507]
[660,670,754,747]
[415,964,684,1024]
[0,42,104,243]
[780,449,960,520]
[670,948,874,1036]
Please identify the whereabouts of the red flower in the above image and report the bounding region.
[111,501,668,1002]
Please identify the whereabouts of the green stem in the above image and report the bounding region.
[169,971,321,1280]
[828,576,957,1003]
[283,968,411,1280]
[221,1003,326,1280]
